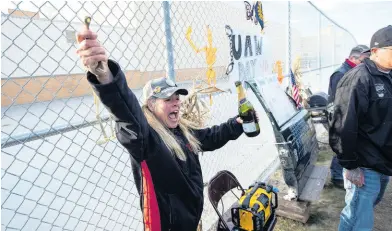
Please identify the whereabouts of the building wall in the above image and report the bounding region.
[1,66,226,106]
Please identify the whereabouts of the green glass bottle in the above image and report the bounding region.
[235,81,260,137]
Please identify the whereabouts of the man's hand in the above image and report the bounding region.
[75,21,112,83]
[345,168,365,187]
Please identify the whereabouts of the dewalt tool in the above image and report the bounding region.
[208,170,278,231]
[231,182,278,231]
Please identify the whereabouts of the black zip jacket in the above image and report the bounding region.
[329,58,392,175]
[87,60,244,231]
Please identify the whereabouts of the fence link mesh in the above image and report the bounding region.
[2,1,356,230]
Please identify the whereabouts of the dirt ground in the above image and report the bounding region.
[274,150,392,231]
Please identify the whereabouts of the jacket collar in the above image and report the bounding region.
[364,58,392,78]
[169,126,182,135]
[345,59,357,68]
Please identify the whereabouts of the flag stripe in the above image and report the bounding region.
[290,69,301,109]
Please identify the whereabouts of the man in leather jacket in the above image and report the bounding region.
[329,25,392,231]
[328,44,370,188]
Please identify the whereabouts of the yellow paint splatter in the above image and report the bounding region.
[273,60,284,84]
[186,25,218,105]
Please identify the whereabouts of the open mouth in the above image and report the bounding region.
[168,110,179,121]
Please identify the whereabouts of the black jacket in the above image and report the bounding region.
[87,60,244,231]
[329,58,392,175]
[328,60,355,103]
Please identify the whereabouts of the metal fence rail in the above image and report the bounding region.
[1,1,356,230]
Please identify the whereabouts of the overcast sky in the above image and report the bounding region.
[222,1,392,45]
[312,0,392,45]
[2,0,391,45]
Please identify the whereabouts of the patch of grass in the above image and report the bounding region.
[273,148,391,231]
[306,183,346,230]
[316,150,334,166]
[274,180,345,231]
[274,218,307,231]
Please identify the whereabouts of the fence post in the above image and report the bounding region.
[318,12,321,82]
[332,25,336,66]
[318,12,321,69]
[286,1,291,74]
[162,1,175,82]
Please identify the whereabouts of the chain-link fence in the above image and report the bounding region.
[1,1,356,230]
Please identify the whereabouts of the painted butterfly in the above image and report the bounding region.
[244,1,265,32]
[244,1,258,25]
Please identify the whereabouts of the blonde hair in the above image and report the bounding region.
[141,102,201,161]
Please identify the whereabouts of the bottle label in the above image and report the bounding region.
[243,122,257,133]
[239,98,247,104]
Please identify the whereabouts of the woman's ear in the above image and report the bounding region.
[147,98,155,112]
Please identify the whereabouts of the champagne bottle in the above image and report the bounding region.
[235,81,260,137]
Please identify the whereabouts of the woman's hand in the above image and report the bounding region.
[76,24,111,83]
[236,111,259,124]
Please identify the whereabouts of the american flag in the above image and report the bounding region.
[290,69,302,109]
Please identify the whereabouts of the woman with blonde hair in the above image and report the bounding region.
[77,27,247,231]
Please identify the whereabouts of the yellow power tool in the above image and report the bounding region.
[231,182,278,231]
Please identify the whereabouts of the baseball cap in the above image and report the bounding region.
[350,44,370,55]
[142,77,188,104]
[363,25,392,53]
